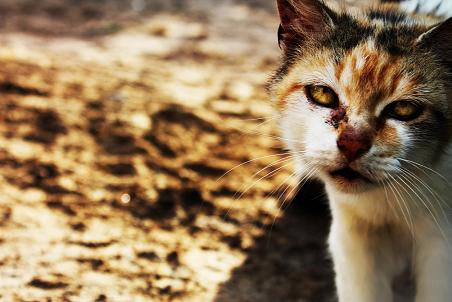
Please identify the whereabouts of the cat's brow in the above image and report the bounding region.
[336,41,413,108]
[277,83,304,109]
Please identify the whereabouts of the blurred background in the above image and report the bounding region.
[0,1,334,301]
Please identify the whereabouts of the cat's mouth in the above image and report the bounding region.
[329,167,372,183]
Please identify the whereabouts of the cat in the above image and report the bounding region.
[269,0,452,301]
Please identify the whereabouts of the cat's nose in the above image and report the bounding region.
[336,126,372,162]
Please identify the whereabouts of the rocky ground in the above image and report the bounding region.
[0,1,336,301]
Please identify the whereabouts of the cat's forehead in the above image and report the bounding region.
[334,39,414,109]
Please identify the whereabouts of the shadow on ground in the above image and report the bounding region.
[215,181,337,302]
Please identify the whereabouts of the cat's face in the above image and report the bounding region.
[271,0,452,193]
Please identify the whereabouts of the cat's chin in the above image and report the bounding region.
[325,167,377,193]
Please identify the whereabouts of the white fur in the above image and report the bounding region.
[280,85,452,301]
[355,54,367,71]
[340,62,354,89]
[326,175,452,302]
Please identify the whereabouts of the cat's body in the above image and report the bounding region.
[270,1,452,301]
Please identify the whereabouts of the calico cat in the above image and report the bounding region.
[269,0,452,301]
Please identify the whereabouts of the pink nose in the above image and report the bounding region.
[337,126,372,162]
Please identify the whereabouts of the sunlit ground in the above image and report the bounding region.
[0,1,337,301]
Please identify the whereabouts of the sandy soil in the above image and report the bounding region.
[0,1,336,301]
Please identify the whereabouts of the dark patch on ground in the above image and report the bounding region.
[28,278,68,290]
[0,81,48,96]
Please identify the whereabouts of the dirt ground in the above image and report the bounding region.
[0,1,336,301]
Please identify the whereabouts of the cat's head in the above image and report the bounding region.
[270,0,452,193]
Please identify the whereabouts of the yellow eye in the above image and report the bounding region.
[385,101,423,121]
[306,85,338,108]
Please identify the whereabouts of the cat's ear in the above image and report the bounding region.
[417,17,452,71]
[276,0,335,51]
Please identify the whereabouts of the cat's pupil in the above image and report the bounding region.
[385,101,422,121]
[306,85,338,108]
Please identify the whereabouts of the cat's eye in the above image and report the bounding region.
[384,101,423,121]
[306,85,338,108]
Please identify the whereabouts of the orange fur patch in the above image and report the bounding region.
[277,83,304,110]
[375,123,401,155]
[335,41,415,111]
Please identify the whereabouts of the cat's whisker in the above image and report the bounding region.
[217,152,295,181]
[232,158,295,202]
[385,173,421,266]
[265,176,299,246]
[268,170,304,231]
[268,164,312,212]
[386,174,416,237]
[397,157,451,187]
[221,157,295,221]
[267,166,318,244]
[221,150,310,221]
[394,172,422,211]
[278,166,318,213]
[386,178,412,234]
[381,176,419,257]
[395,176,417,235]
[241,116,282,134]
[226,114,304,147]
[243,130,307,144]
[396,171,452,249]
[379,178,399,224]
[265,165,314,236]
[398,170,450,227]
[233,115,306,144]
[275,172,303,208]
[234,115,281,123]
[399,168,452,233]
[283,167,319,212]
[227,113,281,127]
[399,166,452,211]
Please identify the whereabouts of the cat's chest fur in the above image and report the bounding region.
[271,0,452,301]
